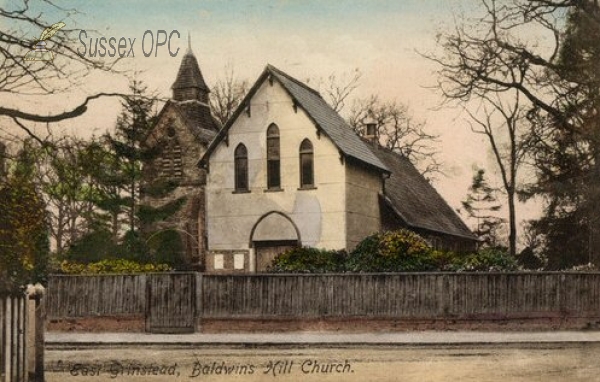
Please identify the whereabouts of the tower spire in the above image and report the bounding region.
[171,32,209,102]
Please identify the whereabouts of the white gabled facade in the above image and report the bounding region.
[206,78,358,272]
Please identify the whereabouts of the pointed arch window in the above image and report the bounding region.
[266,124,281,189]
[299,139,314,188]
[234,143,248,191]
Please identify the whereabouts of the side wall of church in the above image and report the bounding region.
[345,161,382,250]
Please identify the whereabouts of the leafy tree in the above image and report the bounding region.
[0,142,49,291]
[529,209,589,270]
[64,81,185,264]
[30,136,100,254]
[461,168,505,248]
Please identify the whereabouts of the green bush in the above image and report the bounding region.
[451,247,517,272]
[145,229,186,267]
[516,247,545,270]
[347,230,439,272]
[116,230,149,263]
[64,229,117,264]
[269,247,347,273]
[269,230,519,273]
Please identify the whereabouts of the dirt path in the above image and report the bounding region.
[45,343,600,382]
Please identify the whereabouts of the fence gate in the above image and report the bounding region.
[145,273,196,334]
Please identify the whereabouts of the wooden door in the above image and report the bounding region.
[254,240,298,272]
[146,273,196,333]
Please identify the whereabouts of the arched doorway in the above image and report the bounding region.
[250,211,300,271]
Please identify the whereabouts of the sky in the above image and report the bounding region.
[1,0,543,241]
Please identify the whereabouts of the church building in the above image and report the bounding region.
[141,43,219,267]
[198,65,477,273]
[144,45,476,272]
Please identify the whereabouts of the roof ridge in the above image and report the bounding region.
[359,137,412,159]
[266,64,322,98]
[199,64,389,174]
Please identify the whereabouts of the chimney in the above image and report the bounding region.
[363,116,377,144]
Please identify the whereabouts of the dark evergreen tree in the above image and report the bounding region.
[525,2,600,268]
[462,169,505,248]
[105,79,157,235]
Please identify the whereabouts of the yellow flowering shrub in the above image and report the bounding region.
[58,259,172,274]
[347,229,438,272]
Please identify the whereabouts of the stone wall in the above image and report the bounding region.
[142,104,209,267]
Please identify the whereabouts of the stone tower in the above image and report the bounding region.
[142,40,219,268]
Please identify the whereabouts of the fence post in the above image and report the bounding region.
[18,296,26,382]
[0,297,3,382]
[195,273,203,331]
[28,284,45,382]
[559,273,567,316]
[439,274,449,317]
[4,297,11,382]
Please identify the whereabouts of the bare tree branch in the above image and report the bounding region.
[319,69,362,113]
[348,95,441,179]
[209,66,248,126]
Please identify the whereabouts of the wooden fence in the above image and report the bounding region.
[198,273,600,319]
[46,274,146,318]
[0,290,44,382]
[0,294,28,382]
[47,272,600,322]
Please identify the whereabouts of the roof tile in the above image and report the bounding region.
[369,143,475,239]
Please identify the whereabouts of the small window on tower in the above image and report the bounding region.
[160,130,182,179]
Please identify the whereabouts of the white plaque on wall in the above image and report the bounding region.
[214,254,224,270]
[234,253,245,269]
